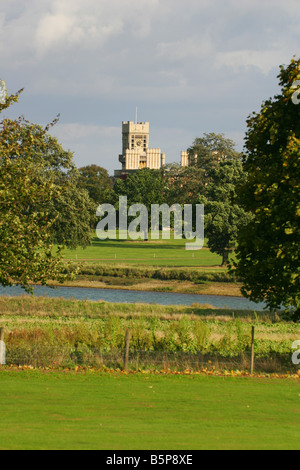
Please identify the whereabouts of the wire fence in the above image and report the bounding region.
[3,344,298,374]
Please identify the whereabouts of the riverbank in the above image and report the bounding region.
[0,296,296,374]
[59,262,243,297]
[48,277,243,297]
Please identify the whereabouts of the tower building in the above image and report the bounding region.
[114,121,165,177]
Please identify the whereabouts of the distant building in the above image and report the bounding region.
[181,150,227,167]
[114,121,165,178]
[180,151,198,167]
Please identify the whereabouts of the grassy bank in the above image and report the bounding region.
[57,263,242,296]
[0,370,299,450]
[0,296,298,372]
[55,235,242,296]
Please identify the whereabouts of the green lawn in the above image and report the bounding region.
[0,370,299,450]
[62,236,222,267]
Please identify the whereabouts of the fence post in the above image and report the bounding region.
[250,326,255,375]
[0,327,5,365]
[124,329,131,372]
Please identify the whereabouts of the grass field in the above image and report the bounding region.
[61,236,223,267]
[58,235,241,296]
[0,370,299,450]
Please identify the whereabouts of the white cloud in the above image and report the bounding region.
[215,49,291,75]
[157,35,213,62]
[34,0,161,56]
[35,10,124,56]
[36,14,82,52]
[52,123,119,141]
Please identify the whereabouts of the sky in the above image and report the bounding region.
[0,0,299,175]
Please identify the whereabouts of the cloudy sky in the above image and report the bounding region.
[1,0,299,174]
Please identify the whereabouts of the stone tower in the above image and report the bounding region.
[115,121,165,177]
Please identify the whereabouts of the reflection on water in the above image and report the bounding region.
[0,284,268,311]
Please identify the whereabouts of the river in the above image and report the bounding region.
[0,285,268,311]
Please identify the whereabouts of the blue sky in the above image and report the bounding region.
[1,0,299,174]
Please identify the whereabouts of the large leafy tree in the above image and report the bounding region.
[187,132,241,172]
[165,133,241,209]
[78,164,112,205]
[163,163,207,206]
[3,118,95,249]
[234,58,300,318]
[112,168,165,208]
[164,137,247,265]
[0,89,74,289]
[203,160,252,266]
[107,169,165,238]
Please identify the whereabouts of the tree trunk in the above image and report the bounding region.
[222,249,229,266]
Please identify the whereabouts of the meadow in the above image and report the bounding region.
[0,296,298,372]
[61,235,223,267]
[0,370,299,450]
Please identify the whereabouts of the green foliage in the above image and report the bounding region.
[187,132,241,170]
[10,120,95,249]
[48,184,95,249]
[163,163,206,206]
[0,88,81,290]
[234,57,300,318]
[1,296,299,362]
[202,160,252,266]
[0,152,68,290]
[75,264,238,282]
[112,168,165,207]
[107,168,165,235]
[78,164,112,205]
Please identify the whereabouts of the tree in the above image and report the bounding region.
[233,57,300,319]
[162,163,207,206]
[47,184,96,249]
[163,138,247,265]
[108,169,165,238]
[203,160,252,266]
[3,119,95,249]
[78,165,112,205]
[187,132,241,172]
[112,168,165,208]
[0,90,75,290]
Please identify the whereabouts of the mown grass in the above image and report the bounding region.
[0,370,299,450]
[61,235,223,267]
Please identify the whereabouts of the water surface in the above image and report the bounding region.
[0,285,268,311]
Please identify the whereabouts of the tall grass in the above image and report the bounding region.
[71,264,239,283]
[0,297,297,364]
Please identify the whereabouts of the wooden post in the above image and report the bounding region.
[250,326,255,375]
[0,327,5,365]
[124,329,131,372]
